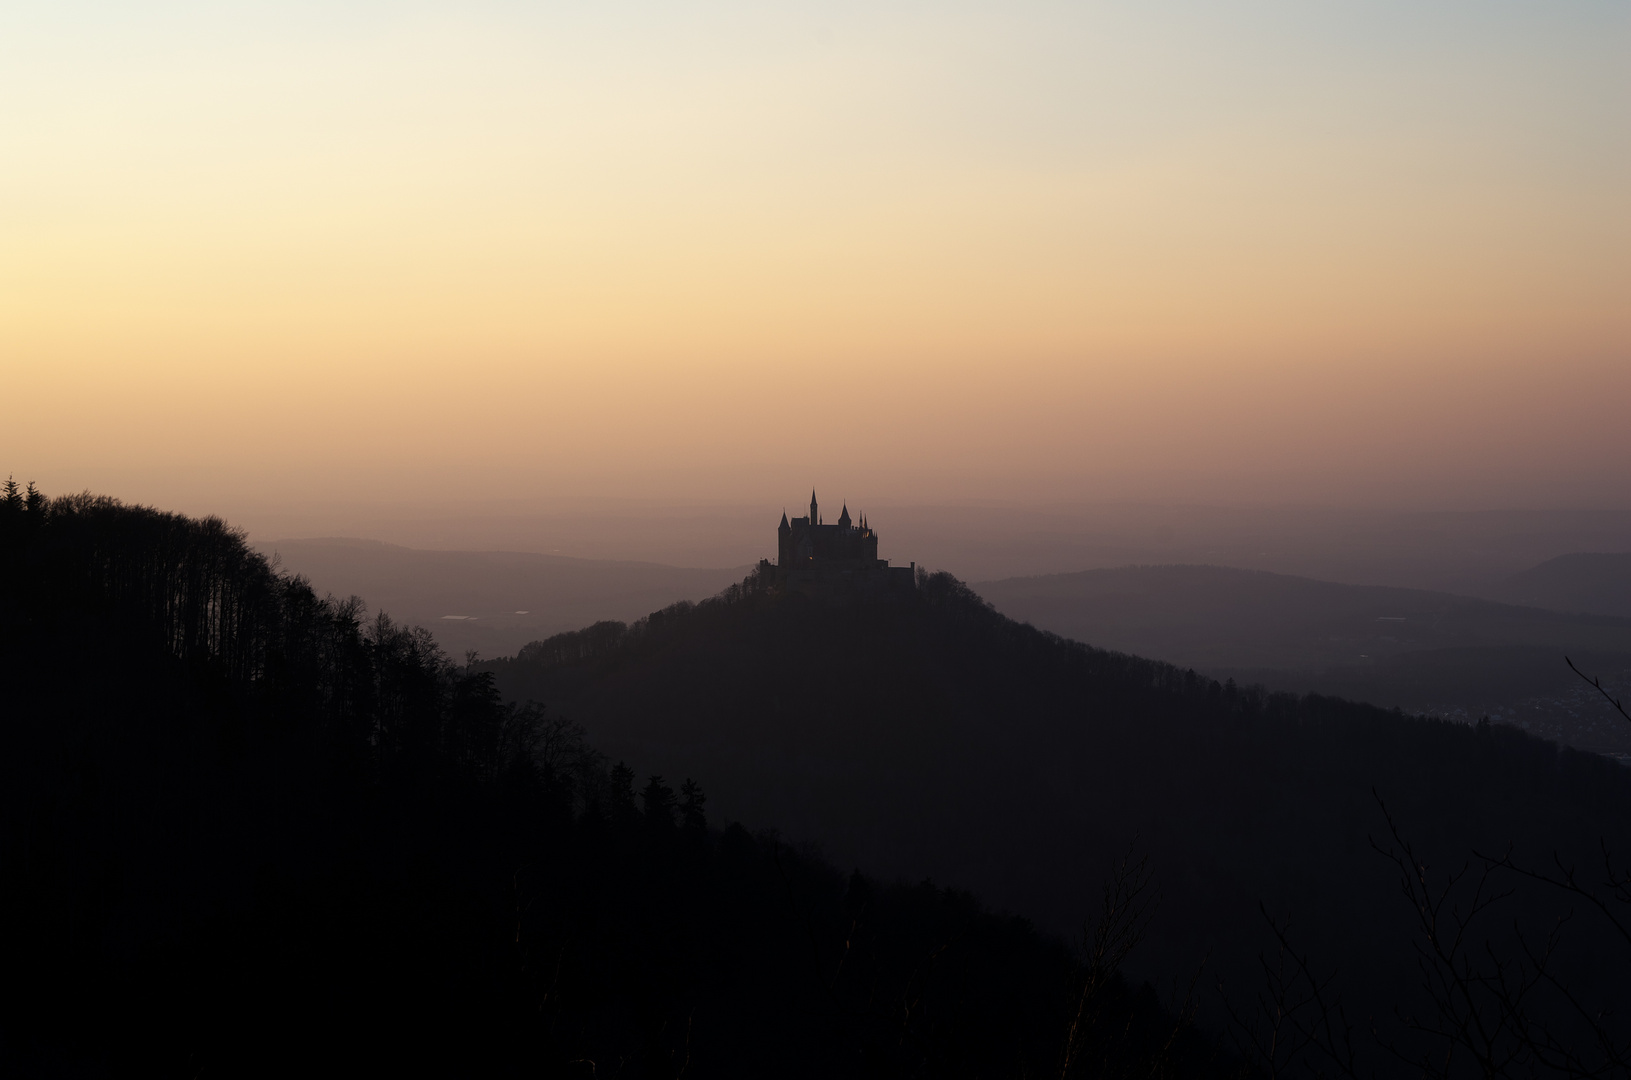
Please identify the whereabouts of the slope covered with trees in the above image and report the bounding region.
[489,566,1631,1073]
[0,487,1207,1077]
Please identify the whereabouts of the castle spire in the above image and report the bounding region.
[838,503,851,528]
[810,489,818,525]
[779,509,789,529]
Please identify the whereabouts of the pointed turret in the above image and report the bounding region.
[779,510,789,530]
[810,490,819,525]
[838,503,851,528]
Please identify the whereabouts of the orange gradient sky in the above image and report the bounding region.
[4,1,1628,517]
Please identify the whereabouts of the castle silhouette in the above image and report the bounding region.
[765,491,916,598]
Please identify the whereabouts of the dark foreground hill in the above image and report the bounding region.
[254,537,749,659]
[976,564,1631,752]
[490,568,1631,1068]
[0,491,1206,1077]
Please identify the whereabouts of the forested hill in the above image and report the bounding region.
[10,489,1631,1076]
[488,567,1631,1060]
[0,490,1211,1077]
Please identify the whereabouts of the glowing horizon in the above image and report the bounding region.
[4,1,1627,516]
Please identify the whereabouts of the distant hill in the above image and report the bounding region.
[255,537,750,658]
[1488,551,1631,618]
[488,573,1631,1041]
[975,564,1631,751]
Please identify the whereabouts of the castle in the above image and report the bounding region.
[767,491,916,598]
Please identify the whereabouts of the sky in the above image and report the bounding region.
[4,0,1628,523]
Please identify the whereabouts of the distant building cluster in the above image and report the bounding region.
[765,491,915,599]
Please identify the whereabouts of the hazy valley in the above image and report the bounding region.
[255,537,750,659]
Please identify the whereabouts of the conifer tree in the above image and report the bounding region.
[680,778,707,833]
[642,775,677,827]
[609,761,638,823]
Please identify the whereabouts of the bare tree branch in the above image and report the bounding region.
[1566,657,1631,727]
